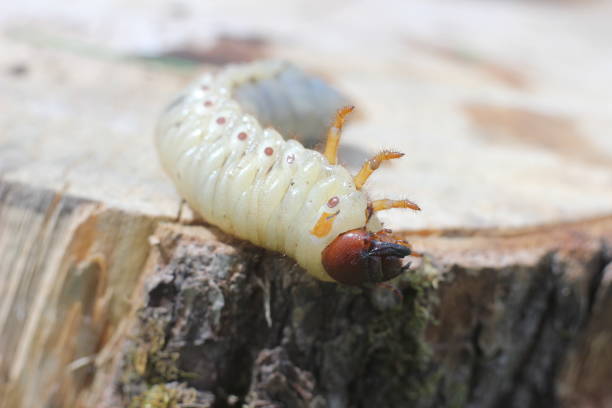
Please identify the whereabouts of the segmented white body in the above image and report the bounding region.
[156,61,382,281]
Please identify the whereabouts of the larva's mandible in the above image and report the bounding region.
[155,61,420,285]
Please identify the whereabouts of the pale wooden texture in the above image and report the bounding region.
[0,182,156,408]
[1,1,612,408]
[1,0,612,230]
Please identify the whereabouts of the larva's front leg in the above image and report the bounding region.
[371,199,421,212]
[323,105,354,165]
[353,150,404,190]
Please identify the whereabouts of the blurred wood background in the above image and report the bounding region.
[1,1,612,407]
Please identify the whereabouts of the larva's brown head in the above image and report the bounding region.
[321,228,412,286]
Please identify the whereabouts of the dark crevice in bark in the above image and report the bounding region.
[468,321,484,402]
[498,284,558,408]
[585,241,609,318]
[216,250,268,407]
[491,243,611,408]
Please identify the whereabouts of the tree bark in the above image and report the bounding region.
[106,217,611,408]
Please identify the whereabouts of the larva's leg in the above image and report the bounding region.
[371,198,421,212]
[324,105,354,165]
[354,151,403,190]
[175,199,187,222]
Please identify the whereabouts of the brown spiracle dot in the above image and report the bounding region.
[327,196,340,208]
[264,147,274,156]
[286,153,295,164]
[216,117,226,125]
[204,100,213,107]
[238,132,248,141]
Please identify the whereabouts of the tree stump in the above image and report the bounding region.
[1,1,612,407]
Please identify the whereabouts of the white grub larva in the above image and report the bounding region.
[155,61,420,285]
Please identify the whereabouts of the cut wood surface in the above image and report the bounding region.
[2,0,612,230]
[1,1,612,407]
